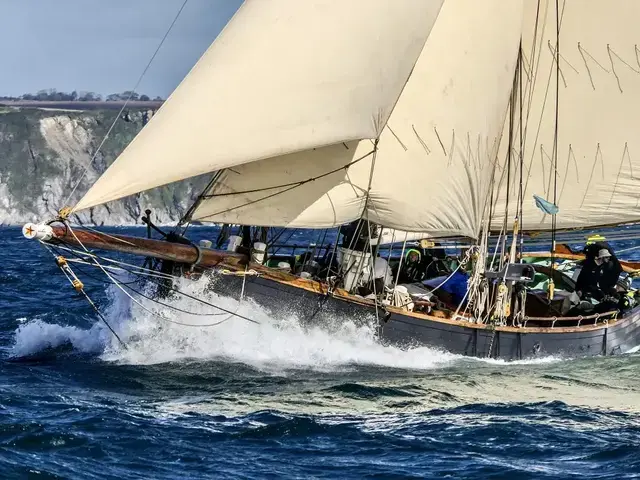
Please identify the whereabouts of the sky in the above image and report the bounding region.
[0,0,242,98]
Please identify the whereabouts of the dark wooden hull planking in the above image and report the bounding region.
[209,272,640,360]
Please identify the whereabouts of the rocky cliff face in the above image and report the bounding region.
[0,108,209,226]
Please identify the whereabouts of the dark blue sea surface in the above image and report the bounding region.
[2,226,640,479]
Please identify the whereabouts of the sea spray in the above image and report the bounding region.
[11,319,106,356]
[12,273,563,371]
[12,273,459,371]
[101,275,460,371]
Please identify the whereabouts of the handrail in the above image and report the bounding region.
[523,310,618,321]
[521,310,618,328]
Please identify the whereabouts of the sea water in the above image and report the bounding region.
[2,226,640,479]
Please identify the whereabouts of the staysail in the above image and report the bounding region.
[193,0,523,239]
[492,0,640,232]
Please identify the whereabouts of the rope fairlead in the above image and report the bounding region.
[56,255,83,291]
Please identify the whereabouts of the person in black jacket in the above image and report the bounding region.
[397,249,425,284]
[596,248,623,296]
[575,246,622,301]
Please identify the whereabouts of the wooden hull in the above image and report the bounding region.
[210,271,640,360]
[42,226,640,360]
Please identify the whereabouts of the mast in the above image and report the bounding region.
[505,45,525,322]
[548,0,560,301]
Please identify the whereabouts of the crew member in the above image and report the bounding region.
[575,247,622,300]
[398,249,424,284]
[422,242,450,279]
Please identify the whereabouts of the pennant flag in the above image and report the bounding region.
[533,194,559,215]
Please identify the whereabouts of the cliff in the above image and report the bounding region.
[0,107,209,226]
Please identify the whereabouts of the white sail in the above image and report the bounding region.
[191,0,524,239]
[73,0,444,212]
[492,0,640,232]
[375,229,434,246]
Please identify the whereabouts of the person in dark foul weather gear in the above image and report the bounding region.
[599,251,622,295]
[575,246,623,301]
[421,242,451,279]
[397,249,424,284]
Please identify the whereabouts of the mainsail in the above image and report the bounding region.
[492,0,640,232]
[73,0,640,240]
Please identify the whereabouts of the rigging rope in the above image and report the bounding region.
[325,225,342,286]
[198,149,375,220]
[365,219,381,322]
[51,243,177,281]
[518,43,525,259]
[61,0,189,211]
[50,250,236,320]
[392,233,410,293]
[549,0,561,300]
[178,170,223,231]
[61,223,262,328]
[522,0,551,195]
[41,243,128,348]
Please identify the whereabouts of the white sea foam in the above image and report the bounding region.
[98,277,461,372]
[11,274,561,371]
[11,320,105,356]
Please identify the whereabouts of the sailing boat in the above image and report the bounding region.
[22,0,640,359]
